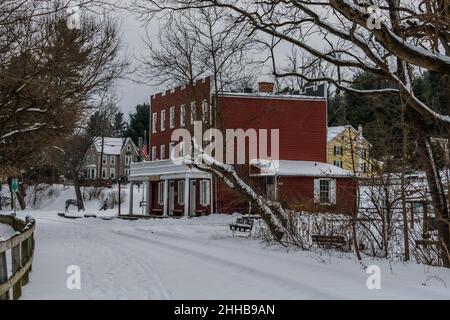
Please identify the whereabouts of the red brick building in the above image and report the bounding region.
[128,77,356,216]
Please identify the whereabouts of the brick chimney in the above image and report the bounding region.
[258,82,274,94]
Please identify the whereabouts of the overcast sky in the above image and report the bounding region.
[101,4,323,117]
[113,9,155,116]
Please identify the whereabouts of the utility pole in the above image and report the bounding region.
[118,159,121,217]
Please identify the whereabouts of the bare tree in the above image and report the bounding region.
[0,2,126,171]
[87,92,120,181]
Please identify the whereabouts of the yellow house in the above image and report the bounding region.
[327,125,371,177]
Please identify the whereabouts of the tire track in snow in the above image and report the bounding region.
[95,231,172,300]
[112,229,343,299]
[33,216,171,299]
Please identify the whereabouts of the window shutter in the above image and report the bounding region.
[330,179,337,204]
[313,179,320,203]
[333,146,336,155]
[205,180,210,205]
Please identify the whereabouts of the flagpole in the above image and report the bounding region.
[144,130,147,161]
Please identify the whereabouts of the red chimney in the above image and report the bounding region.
[258,82,274,93]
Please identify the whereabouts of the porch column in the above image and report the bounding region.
[146,181,151,215]
[210,178,213,214]
[184,177,190,217]
[163,178,169,216]
[128,181,134,215]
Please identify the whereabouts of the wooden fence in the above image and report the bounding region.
[0,215,36,300]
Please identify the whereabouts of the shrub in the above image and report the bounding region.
[99,190,127,209]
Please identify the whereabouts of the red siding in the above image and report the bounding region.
[149,77,211,157]
[147,77,356,215]
[218,96,327,162]
[280,177,356,215]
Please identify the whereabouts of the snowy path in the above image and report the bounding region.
[4,211,450,300]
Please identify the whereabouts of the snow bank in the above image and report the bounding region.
[0,223,15,241]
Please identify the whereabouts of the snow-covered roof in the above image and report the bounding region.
[327,125,353,143]
[250,159,353,178]
[93,137,125,155]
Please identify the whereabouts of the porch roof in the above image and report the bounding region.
[250,159,353,178]
[129,158,211,181]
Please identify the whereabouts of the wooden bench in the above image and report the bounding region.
[229,217,254,233]
[415,240,439,248]
[312,235,348,250]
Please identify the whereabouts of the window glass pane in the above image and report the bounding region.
[319,180,330,203]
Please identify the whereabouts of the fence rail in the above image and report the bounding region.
[0,215,36,300]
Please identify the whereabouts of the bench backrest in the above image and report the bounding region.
[312,235,345,242]
[236,218,254,226]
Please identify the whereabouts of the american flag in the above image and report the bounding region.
[141,135,149,160]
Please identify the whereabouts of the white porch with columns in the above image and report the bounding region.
[128,159,212,217]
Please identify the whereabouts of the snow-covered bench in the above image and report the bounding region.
[229,217,254,233]
[312,235,348,250]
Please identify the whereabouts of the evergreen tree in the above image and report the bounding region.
[125,104,150,145]
[112,112,127,137]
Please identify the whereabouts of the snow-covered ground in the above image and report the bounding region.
[1,184,450,299]
[0,223,15,241]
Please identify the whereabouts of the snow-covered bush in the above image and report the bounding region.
[99,190,126,209]
[27,184,60,209]
[83,186,104,201]
[258,211,353,250]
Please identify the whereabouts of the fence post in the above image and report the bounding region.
[28,236,33,272]
[0,251,9,300]
[21,238,29,286]
[11,244,22,299]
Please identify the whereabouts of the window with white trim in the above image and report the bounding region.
[125,169,130,177]
[102,155,107,165]
[110,155,115,165]
[127,145,131,152]
[314,179,336,205]
[200,180,210,206]
[158,181,164,205]
[152,146,157,161]
[125,155,131,165]
[180,105,186,127]
[101,167,107,179]
[333,160,343,168]
[161,110,166,131]
[178,180,185,204]
[89,168,96,179]
[152,113,157,133]
[160,144,166,160]
[334,145,343,156]
[170,106,175,128]
[320,180,330,203]
[110,168,115,179]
